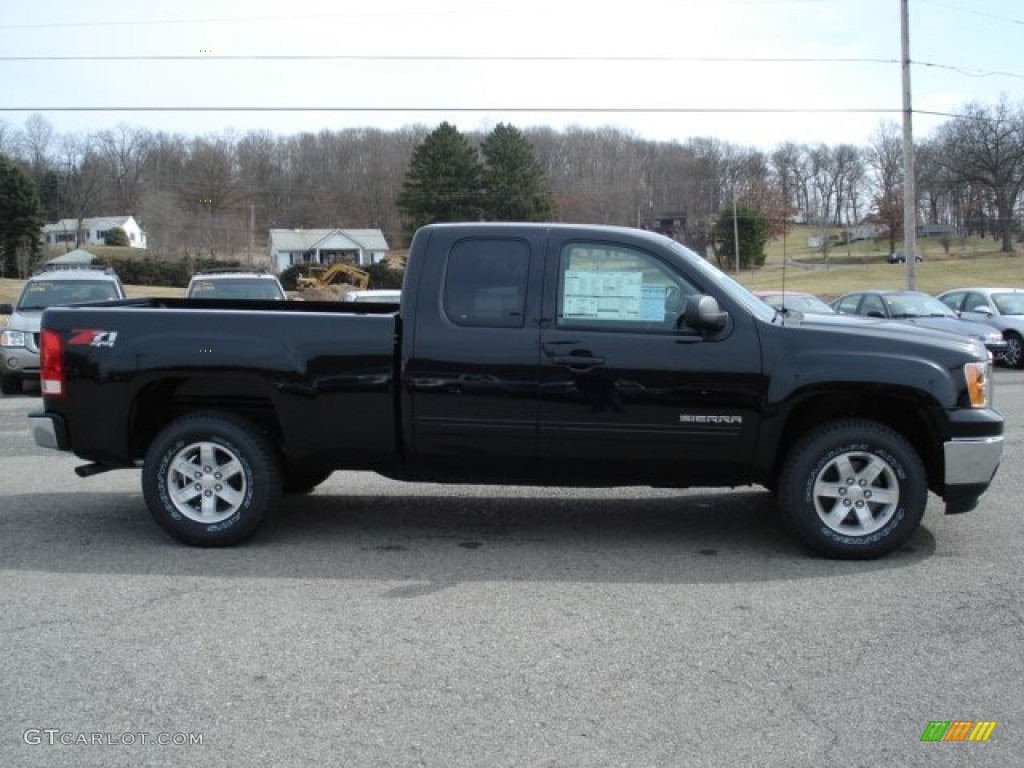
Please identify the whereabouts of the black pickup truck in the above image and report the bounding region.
[29,223,1003,558]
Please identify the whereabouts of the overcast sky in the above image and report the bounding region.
[1,0,1022,149]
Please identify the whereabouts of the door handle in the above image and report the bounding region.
[550,353,605,370]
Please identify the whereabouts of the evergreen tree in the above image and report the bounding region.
[480,123,555,221]
[712,204,771,270]
[0,155,43,277]
[397,122,482,233]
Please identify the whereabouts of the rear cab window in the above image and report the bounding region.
[443,238,530,328]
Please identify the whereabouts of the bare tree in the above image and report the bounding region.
[95,124,153,215]
[866,122,904,256]
[935,99,1024,253]
[17,114,55,189]
[57,133,107,245]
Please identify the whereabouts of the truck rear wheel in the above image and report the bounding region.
[142,412,281,546]
[778,419,927,559]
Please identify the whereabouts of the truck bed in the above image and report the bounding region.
[37,297,400,469]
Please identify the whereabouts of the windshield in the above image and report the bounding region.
[992,293,1024,315]
[884,293,956,318]
[665,240,776,322]
[188,279,285,300]
[17,279,120,310]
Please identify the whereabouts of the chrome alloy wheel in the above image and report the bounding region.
[812,450,900,536]
[165,441,247,523]
[1004,335,1023,369]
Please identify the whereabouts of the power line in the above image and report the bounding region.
[2,53,1019,81]
[0,106,907,115]
[0,2,830,31]
[918,0,1024,26]
[0,54,898,65]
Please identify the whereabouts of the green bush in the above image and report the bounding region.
[278,264,311,291]
[366,262,404,289]
[103,227,130,247]
[95,256,241,287]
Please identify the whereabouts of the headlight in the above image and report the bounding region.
[1,330,27,347]
[964,361,991,408]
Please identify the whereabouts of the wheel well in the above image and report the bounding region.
[128,376,283,459]
[771,390,942,491]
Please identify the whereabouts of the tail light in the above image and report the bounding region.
[40,329,65,397]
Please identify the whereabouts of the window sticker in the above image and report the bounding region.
[563,270,645,321]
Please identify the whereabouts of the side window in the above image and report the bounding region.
[964,293,988,312]
[443,238,529,328]
[938,292,963,312]
[557,243,698,331]
[860,294,886,316]
[835,295,861,315]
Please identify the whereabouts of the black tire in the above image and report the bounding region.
[778,419,927,559]
[283,466,333,494]
[1003,333,1024,369]
[142,412,281,546]
[1,375,21,396]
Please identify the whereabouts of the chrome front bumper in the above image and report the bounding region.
[944,436,1003,486]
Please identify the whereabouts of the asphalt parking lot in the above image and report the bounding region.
[1,373,1022,768]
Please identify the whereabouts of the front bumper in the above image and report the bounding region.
[1,346,40,379]
[943,435,1003,514]
[29,412,70,451]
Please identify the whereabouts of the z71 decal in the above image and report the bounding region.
[68,329,119,348]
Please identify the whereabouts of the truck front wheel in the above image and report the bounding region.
[778,419,927,559]
[142,412,281,546]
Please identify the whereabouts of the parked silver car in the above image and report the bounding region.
[831,289,1008,362]
[186,269,287,300]
[937,287,1024,368]
[0,266,126,394]
[753,290,835,315]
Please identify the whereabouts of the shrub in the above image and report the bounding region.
[103,227,130,247]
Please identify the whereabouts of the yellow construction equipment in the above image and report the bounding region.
[296,262,370,290]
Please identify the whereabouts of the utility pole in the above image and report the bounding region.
[901,0,917,289]
[732,186,740,273]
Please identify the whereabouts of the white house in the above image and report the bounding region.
[42,216,148,249]
[268,228,389,273]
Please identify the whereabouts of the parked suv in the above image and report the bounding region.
[0,266,126,395]
[185,269,287,301]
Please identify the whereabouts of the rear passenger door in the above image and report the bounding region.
[404,231,545,476]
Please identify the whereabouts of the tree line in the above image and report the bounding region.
[1,97,1023,277]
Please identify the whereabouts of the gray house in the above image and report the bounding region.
[268,229,389,273]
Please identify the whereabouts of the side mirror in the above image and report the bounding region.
[0,303,12,315]
[683,295,728,332]
[866,311,885,318]
[973,306,993,316]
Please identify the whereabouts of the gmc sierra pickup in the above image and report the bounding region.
[29,223,1003,558]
